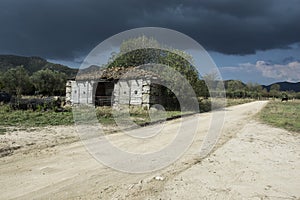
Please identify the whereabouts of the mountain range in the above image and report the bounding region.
[262,82,300,93]
[0,55,78,78]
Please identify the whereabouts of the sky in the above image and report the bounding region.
[0,0,299,85]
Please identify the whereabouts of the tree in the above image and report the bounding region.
[119,35,161,54]
[2,66,32,97]
[194,79,209,97]
[246,82,263,99]
[269,84,280,98]
[107,36,202,98]
[202,71,219,90]
[270,84,280,91]
[261,88,269,98]
[215,81,226,97]
[226,80,245,98]
[202,71,225,97]
[31,69,67,96]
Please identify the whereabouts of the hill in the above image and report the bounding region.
[262,82,300,92]
[224,80,246,88]
[223,80,300,92]
[0,55,78,78]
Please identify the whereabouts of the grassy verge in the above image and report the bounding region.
[258,100,300,133]
[94,106,187,126]
[225,98,255,107]
[0,105,74,127]
[0,98,256,128]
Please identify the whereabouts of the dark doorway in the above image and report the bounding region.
[95,81,114,106]
[150,83,180,111]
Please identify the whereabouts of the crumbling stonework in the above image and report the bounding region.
[66,66,163,108]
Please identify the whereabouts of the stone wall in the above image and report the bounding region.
[65,80,72,105]
[113,78,151,108]
[67,78,153,108]
[68,80,94,105]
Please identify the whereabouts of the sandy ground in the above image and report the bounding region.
[0,101,299,199]
[0,126,78,157]
[156,122,300,200]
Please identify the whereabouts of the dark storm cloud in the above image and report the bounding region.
[0,0,299,60]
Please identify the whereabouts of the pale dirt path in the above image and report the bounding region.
[151,122,300,200]
[1,101,297,199]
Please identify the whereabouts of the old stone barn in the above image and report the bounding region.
[66,66,175,109]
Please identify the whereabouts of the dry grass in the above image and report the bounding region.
[258,100,300,133]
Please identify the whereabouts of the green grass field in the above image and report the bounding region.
[258,100,300,133]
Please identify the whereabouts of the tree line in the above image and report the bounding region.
[1,66,299,101]
[205,79,300,99]
[0,66,67,97]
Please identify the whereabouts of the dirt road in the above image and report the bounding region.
[0,101,299,199]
